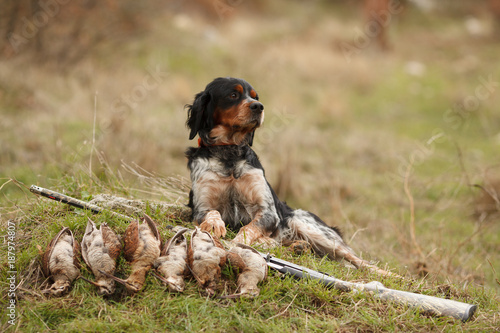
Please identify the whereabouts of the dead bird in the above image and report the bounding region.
[41,227,80,296]
[222,243,268,298]
[153,227,189,292]
[99,214,161,293]
[187,227,227,296]
[80,218,122,295]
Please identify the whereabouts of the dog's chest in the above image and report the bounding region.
[190,156,270,212]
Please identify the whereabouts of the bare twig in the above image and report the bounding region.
[403,160,424,260]
[446,223,487,273]
[487,259,500,286]
[473,184,500,208]
[454,142,473,191]
[474,164,500,211]
[266,294,298,321]
[0,178,14,191]
[89,91,98,186]
[29,308,52,331]
[1,178,31,202]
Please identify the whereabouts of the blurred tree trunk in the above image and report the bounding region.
[490,0,500,35]
[0,0,157,68]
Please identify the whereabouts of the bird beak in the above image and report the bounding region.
[150,271,170,285]
[98,270,138,292]
[78,275,101,287]
[217,293,243,299]
[186,263,204,286]
[205,288,216,297]
[42,285,68,296]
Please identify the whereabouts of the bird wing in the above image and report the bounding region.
[42,227,69,277]
[123,220,139,262]
[81,218,96,267]
[101,222,122,261]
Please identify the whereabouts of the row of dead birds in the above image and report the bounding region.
[42,214,267,298]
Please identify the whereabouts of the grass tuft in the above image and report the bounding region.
[2,1,500,331]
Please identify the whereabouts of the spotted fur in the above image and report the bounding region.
[185,77,397,276]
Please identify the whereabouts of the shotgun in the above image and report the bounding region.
[30,185,477,322]
[261,252,477,322]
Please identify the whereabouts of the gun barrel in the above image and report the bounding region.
[262,253,477,322]
[30,185,132,220]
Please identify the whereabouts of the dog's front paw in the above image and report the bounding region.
[232,223,278,248]
[199,210,227,238]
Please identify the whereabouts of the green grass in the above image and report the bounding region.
[0,174,499,331]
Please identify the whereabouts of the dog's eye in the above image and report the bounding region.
[229,92,239,99]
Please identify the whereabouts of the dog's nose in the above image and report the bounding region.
[250,102,264,113]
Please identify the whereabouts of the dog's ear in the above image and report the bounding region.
[186,90,212,140]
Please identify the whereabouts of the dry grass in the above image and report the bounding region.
[1,0,500,331]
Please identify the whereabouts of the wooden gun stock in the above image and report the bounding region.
[261,253,477,322]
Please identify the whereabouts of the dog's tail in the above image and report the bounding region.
[281,209,400,278]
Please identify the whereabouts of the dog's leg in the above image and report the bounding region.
[199,210,227,238]
[233,220,266,245]
[231,170,281,247]
[284,210,401,278]
[189,174,229,238]
[233,220,277,248]
[232,212,279,248]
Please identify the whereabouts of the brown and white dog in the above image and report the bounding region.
[185,77,396,276]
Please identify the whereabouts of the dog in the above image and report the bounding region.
[185,77,396,276]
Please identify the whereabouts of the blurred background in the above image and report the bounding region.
[1,0,499,290]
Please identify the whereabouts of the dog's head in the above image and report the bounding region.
[186,77,264,146]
